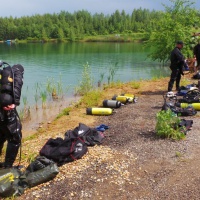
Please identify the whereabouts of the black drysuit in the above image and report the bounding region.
[0,108,22,167]
[193,44,200,66]
[0,64,24,168]
[168,47,185,92]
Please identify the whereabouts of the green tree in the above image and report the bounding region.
[146,0,198,64]
[69,27,76,42]
[0,5,199,43]
[57,28,64,41]
[41,28,48,41]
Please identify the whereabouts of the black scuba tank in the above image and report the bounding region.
[0,67,14,106]
[103,100,122,108]
[0,62,24,107]
[0,67,13,94]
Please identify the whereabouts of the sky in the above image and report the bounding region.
[1,0,200,18]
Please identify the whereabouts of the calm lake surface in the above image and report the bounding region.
[0,42,170,134]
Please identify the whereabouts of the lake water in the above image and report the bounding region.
[0,42,170,134]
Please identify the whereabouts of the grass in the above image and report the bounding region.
[75,62,94,95]
[175,151,182,157]
[40,91,47,109]
[79,90,102,107]
[180,77,192,86]
[22,95,28,108]
[103,81,124,90]
[34,82,40,110]
[130,81,141,89]
[46,75,66,99]
[56,107,71,119]
[82,33,148,42]
[151,75,165,81]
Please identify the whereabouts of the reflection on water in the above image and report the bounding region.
[21,96,80,137]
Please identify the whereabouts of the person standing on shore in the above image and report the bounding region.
[168,41,185,92]
[193,40,200,71]
[0,63,24,168]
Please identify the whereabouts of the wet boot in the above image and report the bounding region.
[4,143,20,168]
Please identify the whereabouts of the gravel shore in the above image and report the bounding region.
[16,81,200,200]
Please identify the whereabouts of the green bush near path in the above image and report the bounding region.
[155,109,186,140]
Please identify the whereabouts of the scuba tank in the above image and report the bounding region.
[0,67,14,106]
[86,107,113,115]
[126,97,134,103]
[0,67,13,93]
[112,95,129,104]
[121,93,135,98]
[103,100,122,108]
[179,103,200,111]
[0,62,24,107]
[121,93,138,103]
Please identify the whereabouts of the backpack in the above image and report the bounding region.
[39,137,88,166]
[64,123,105,146]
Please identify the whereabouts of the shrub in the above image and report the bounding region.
[75,62,94,95]
[155,109,185,140]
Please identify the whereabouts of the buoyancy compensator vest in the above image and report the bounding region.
[12,64,24,106]
[0,63,24,107]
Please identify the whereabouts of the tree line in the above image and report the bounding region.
[1,0,200,63]
[0,8,166,41]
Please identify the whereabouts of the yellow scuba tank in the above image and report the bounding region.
[121,93,135,98]
[86,107,113,115]
[121,93,138,103]
[126,97,134,103]
[180,103,200,111]
[113,95,134,103]
[112,95,129,104]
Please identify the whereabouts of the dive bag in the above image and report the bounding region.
[24,156,59,188]
[65,123,105,146]
[0,168,25,198]
[39,137,88,166]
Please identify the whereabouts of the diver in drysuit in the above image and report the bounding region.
[0,63,24,168]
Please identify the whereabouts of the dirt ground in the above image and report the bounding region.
[4,76,200,200]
